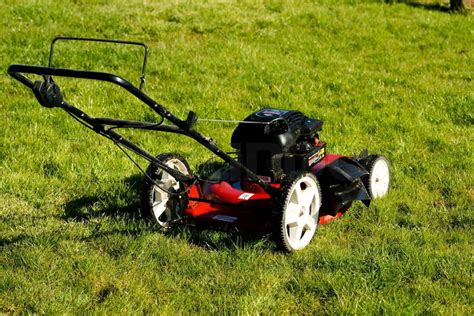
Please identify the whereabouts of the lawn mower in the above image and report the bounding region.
[8,37,390,252]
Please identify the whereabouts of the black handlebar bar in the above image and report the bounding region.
[8,64,271,190]
[7,64,197,183]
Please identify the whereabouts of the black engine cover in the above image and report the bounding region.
[231,108,324,181]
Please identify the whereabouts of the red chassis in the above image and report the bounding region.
[184,153,347,231]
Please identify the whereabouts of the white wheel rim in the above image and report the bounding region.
[370,159,390,198]
[151,158,188,227]
[283,176,321,250]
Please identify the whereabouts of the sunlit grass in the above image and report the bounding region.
[1,0,472,313]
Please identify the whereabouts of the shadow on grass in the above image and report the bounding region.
[1,159,272,251]
[385,0,450,13]
[62,174,143,222]
[60,165,271,252]
[164,226,271,251]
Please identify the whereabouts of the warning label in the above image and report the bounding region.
[238,192,254,200]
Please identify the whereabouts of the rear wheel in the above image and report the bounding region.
[141,153,191,228]
[273,172,322,252]
[362,155,390,199]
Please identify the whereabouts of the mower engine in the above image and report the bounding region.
[231,108,326,182]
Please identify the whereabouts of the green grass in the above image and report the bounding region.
[1,0,472,313]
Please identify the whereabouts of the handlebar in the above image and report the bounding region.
[7,63,272,190]
[7,64,199,183]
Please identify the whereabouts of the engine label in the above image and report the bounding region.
[308,147,326,166]
[238,192,254,200]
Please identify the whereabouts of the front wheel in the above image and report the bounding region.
[362,155,390,199]
[141,153,191,229]
[272,172,322,252]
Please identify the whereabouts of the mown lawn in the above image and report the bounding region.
[1,0,472,314]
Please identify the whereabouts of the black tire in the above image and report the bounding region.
[360,155,390,199]
[141,153,191,228]
[272,172,322,252]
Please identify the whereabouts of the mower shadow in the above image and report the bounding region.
[62,169,272,252]
[163,225,271,251]
[62,174,143,222]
